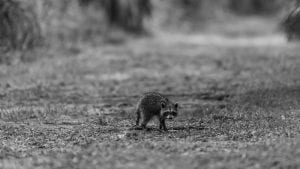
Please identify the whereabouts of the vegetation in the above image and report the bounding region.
[79,0,152,33]
[0,0,41,51]
[0,0,294,55]
[227,0,286,15]
[280,5,300,41]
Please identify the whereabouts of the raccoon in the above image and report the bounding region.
[134,92,178,131]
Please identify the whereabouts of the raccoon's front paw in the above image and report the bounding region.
[129,125,143,130]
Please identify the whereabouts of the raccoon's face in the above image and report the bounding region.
[161,101,179,120]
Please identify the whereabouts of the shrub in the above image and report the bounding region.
[0,0,41,52]
[227,0,285,15]
[79,0,152,33]
[155,0,227,31]
[280,6,300,41]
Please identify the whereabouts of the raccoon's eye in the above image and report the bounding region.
[163,111,169,116]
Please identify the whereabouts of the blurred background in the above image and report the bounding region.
[0,0,299,59]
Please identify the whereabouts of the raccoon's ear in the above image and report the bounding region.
[174,102,179,109]
[161,101,166,108]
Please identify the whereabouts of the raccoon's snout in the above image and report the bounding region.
[166,115,174,120]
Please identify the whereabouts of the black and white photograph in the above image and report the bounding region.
[0,0,300,168]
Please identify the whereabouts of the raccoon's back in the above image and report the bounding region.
[138,92,167,113]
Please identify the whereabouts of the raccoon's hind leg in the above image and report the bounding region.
[141,112,152,130]
[130,109,144,130]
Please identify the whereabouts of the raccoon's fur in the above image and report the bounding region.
[134,92,178,131]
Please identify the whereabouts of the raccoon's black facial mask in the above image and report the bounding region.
[162,111,177,120]
[161,102,179,120]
